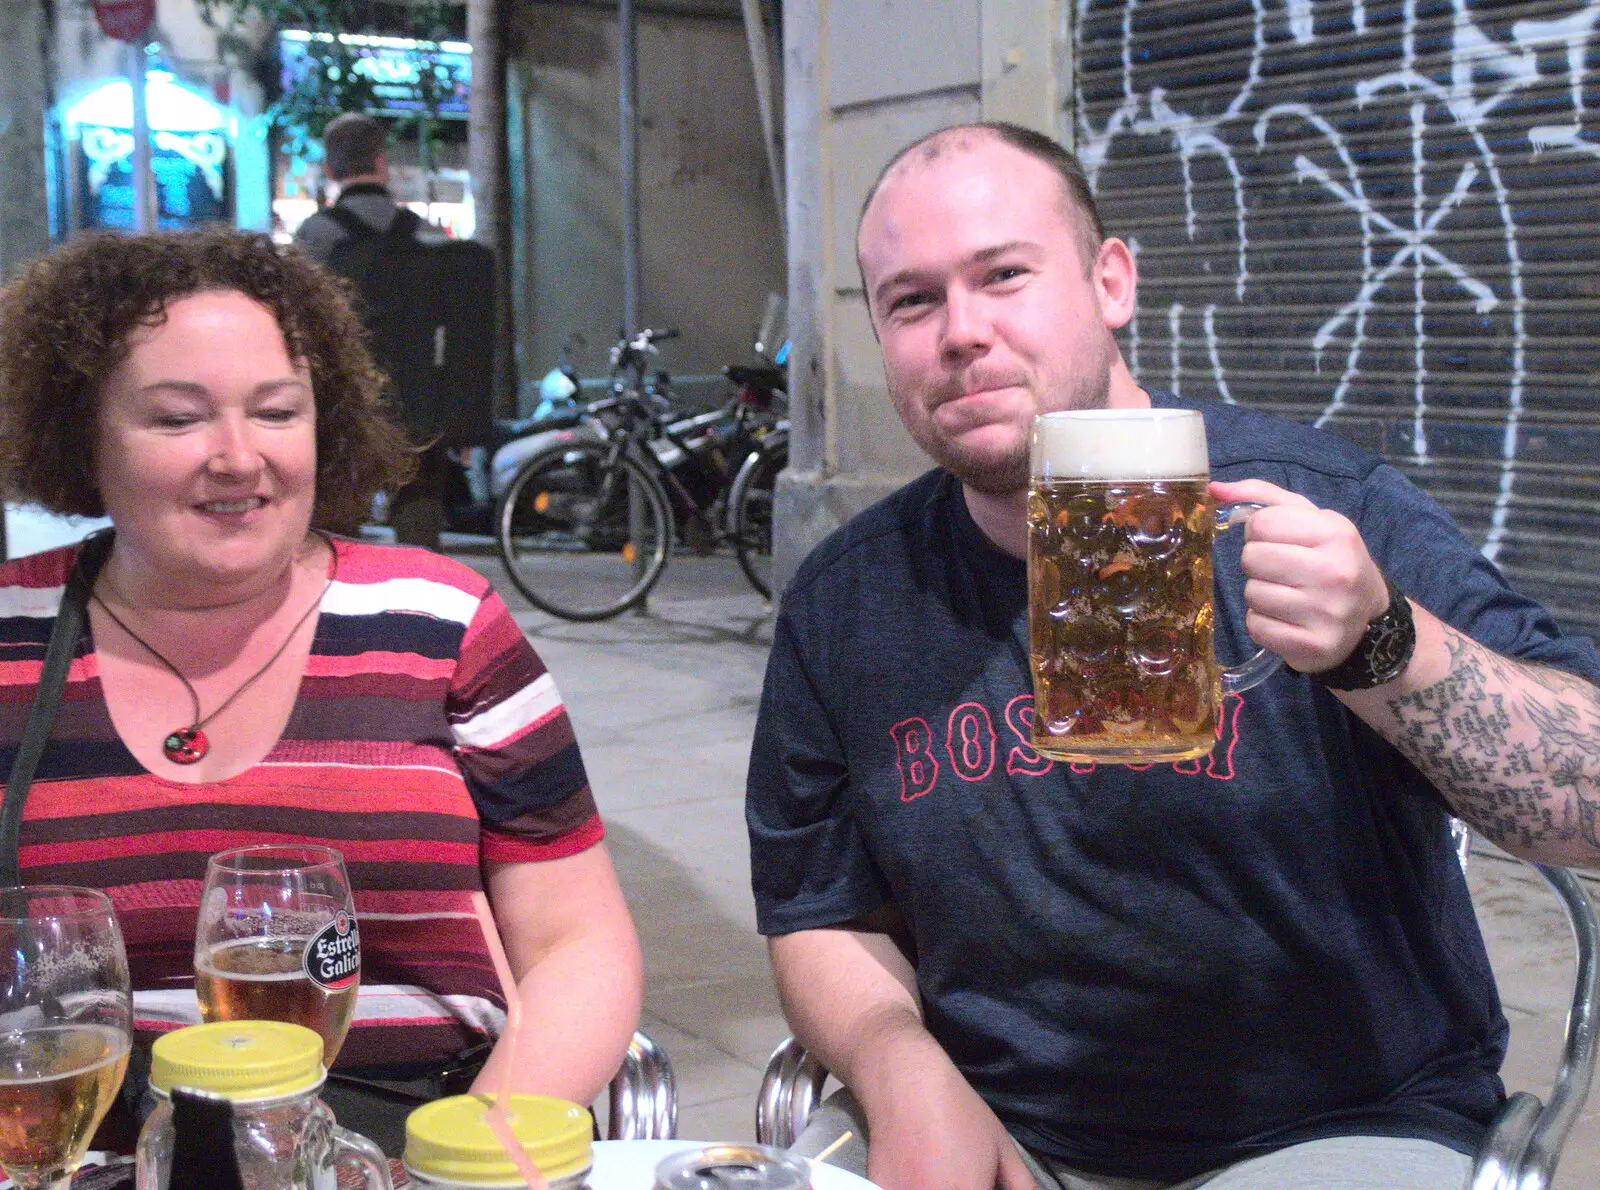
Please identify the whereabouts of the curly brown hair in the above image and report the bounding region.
[0,227,416,534]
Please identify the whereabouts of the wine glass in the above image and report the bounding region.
[194,845,360,1066]
[0,886,132,1190]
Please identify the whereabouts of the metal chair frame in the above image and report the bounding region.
[755,845,1599,1190]
[610,1029,678,1139]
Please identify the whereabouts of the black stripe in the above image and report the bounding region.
[316,612,464,661]
[20,802,480,845]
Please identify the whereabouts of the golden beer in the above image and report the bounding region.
[196,937,357,1064]
[1029,477,1220,762]
[1028,409,1275,764]
[0,1024,130,1186]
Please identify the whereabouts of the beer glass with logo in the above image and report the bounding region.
[1028,408,1280,764]
[0,886,132,1190]
[194,845,359,1066]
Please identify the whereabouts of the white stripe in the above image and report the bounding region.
[322,576,480,627]
[0,584,65,619]
[134,985,505,1035]
[454,672,563,749]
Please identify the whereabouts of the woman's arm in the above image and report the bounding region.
[471,842,644,1103]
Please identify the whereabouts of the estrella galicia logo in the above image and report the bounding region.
[303,910,360,991]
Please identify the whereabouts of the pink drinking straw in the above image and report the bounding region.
[471,890,550,1190]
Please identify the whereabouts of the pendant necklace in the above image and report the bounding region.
[91,544,336,766]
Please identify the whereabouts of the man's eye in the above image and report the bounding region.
[988,266,1026,284]
[888,292,933,314]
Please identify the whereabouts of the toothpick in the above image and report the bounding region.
[812,1130,854,1165]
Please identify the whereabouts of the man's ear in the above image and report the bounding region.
[1093,238,1138,331]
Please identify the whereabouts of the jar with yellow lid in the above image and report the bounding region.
[403,1094,593,1188]
[134,1020,391,1189]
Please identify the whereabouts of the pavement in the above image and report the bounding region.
[449,536,1600,1187]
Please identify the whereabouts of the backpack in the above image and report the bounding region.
[322,203,495,448]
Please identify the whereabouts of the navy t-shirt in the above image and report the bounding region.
[745,394,1600,1180]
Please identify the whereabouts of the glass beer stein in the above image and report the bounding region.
[1027,408,1280,764]
[135,1020,390,1190]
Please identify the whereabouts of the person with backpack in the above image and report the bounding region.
[296,113,490,551]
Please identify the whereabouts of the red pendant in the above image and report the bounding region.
[163,726,208,765]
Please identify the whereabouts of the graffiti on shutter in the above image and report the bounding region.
[1075,0,1600,638]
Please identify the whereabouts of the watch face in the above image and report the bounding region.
[1368,619,1412,677]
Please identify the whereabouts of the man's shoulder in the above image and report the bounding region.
[1153,392,1380,483]
[784,469,952,602]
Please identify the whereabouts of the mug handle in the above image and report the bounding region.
[1214,502,1282,695]
[333,1124,395,1189]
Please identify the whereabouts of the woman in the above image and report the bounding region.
[0,229,642,1127]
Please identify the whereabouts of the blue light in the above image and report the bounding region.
[63,71,226,136]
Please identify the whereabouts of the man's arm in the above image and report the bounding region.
[769,913,1035,1190]
[1213,478,1600,868]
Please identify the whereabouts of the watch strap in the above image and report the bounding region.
[1316,572,1416,692]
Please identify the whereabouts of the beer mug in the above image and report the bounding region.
[1027,409,1280,764]
[194,845,359,1065]
[135,1020,390,1189]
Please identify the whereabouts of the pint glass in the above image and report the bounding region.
[1027,409,1279,764]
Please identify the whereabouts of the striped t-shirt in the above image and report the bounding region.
[0,536,601,1071]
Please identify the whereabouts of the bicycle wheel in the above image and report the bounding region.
[496,440,673,621]
[729,437,786,600]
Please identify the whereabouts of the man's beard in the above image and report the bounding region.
[893,348,1115,495]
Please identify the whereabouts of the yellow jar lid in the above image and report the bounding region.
[149,1021,324,1101]
[404,1094,593,1185]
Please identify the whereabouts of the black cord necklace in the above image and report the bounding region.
[90,542,337,766]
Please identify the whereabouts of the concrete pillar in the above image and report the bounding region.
[0,0,51,283]
[469,0,516,413]
[774,0,1068,593]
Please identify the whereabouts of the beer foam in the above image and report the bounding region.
[1032,409,1208,480]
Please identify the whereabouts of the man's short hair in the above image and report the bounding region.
[322,113,387,182]
[859,122,1107,272]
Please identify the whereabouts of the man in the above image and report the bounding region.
[745,122,1600,1190]
[295,112,451,550]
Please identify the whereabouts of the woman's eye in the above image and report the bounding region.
[257,407,298,423]
[153,413,199,429]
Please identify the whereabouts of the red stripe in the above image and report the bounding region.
[20,831,478,866]
[22,772,474,820]
[305,651,455,680]
[480,814,604,864]
[330,539,488,593]
[0,655,98,684]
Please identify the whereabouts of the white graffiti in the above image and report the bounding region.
[1075,0,1600,560]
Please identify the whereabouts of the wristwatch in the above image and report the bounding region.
[1315,573,1417,691]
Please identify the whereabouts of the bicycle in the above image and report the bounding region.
[495,327,788,621]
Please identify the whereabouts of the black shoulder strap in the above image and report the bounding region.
[0,530,113,886]
[321,203,377,241]
[387,206,425,240]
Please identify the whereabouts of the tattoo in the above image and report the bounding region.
[1385,627,1600,859]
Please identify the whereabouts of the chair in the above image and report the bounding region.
[609,1028,678,1139]
[754,847,1600,1190]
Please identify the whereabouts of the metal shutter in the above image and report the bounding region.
[1075,0,1600,640]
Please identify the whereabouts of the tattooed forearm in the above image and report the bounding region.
[1383,627,1600,863]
